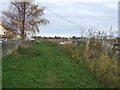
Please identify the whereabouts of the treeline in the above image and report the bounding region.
[33,36,87,39]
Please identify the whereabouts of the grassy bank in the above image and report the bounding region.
[2,40,104,88]
[57,39,119,88]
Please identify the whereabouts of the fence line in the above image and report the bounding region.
[1,41,22,57]
[58,38,119,57]
[1,40,36,58]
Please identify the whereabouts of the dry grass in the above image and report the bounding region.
[57,38,120,88]
[45,39,78,43]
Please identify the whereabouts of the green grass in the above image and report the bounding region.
[2,40,105,88]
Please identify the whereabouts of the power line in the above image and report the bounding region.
[45,7,83,29]
[38,3,83,30]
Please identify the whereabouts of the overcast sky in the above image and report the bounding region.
[0,0,119,37]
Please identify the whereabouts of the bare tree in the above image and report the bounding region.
[1,1,49,40]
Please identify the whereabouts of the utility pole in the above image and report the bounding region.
[118,1,120,62]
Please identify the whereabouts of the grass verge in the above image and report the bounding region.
[2,40,105,88]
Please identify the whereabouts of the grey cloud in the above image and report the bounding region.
[39,2,118,36]
[0,1,118,37]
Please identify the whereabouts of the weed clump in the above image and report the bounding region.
[17,46,41,58]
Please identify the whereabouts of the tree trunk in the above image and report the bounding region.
[21,2,26,41]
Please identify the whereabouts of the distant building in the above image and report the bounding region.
[0,24,8,41]
[15,35,21,40]
[0,24,21,41]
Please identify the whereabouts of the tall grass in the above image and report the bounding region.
[57,29,120,88]
[81,38,119,88]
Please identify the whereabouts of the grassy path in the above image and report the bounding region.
[2,41,104,88]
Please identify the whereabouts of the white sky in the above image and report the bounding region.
[0,0,119,2]
[0,0,119,37]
